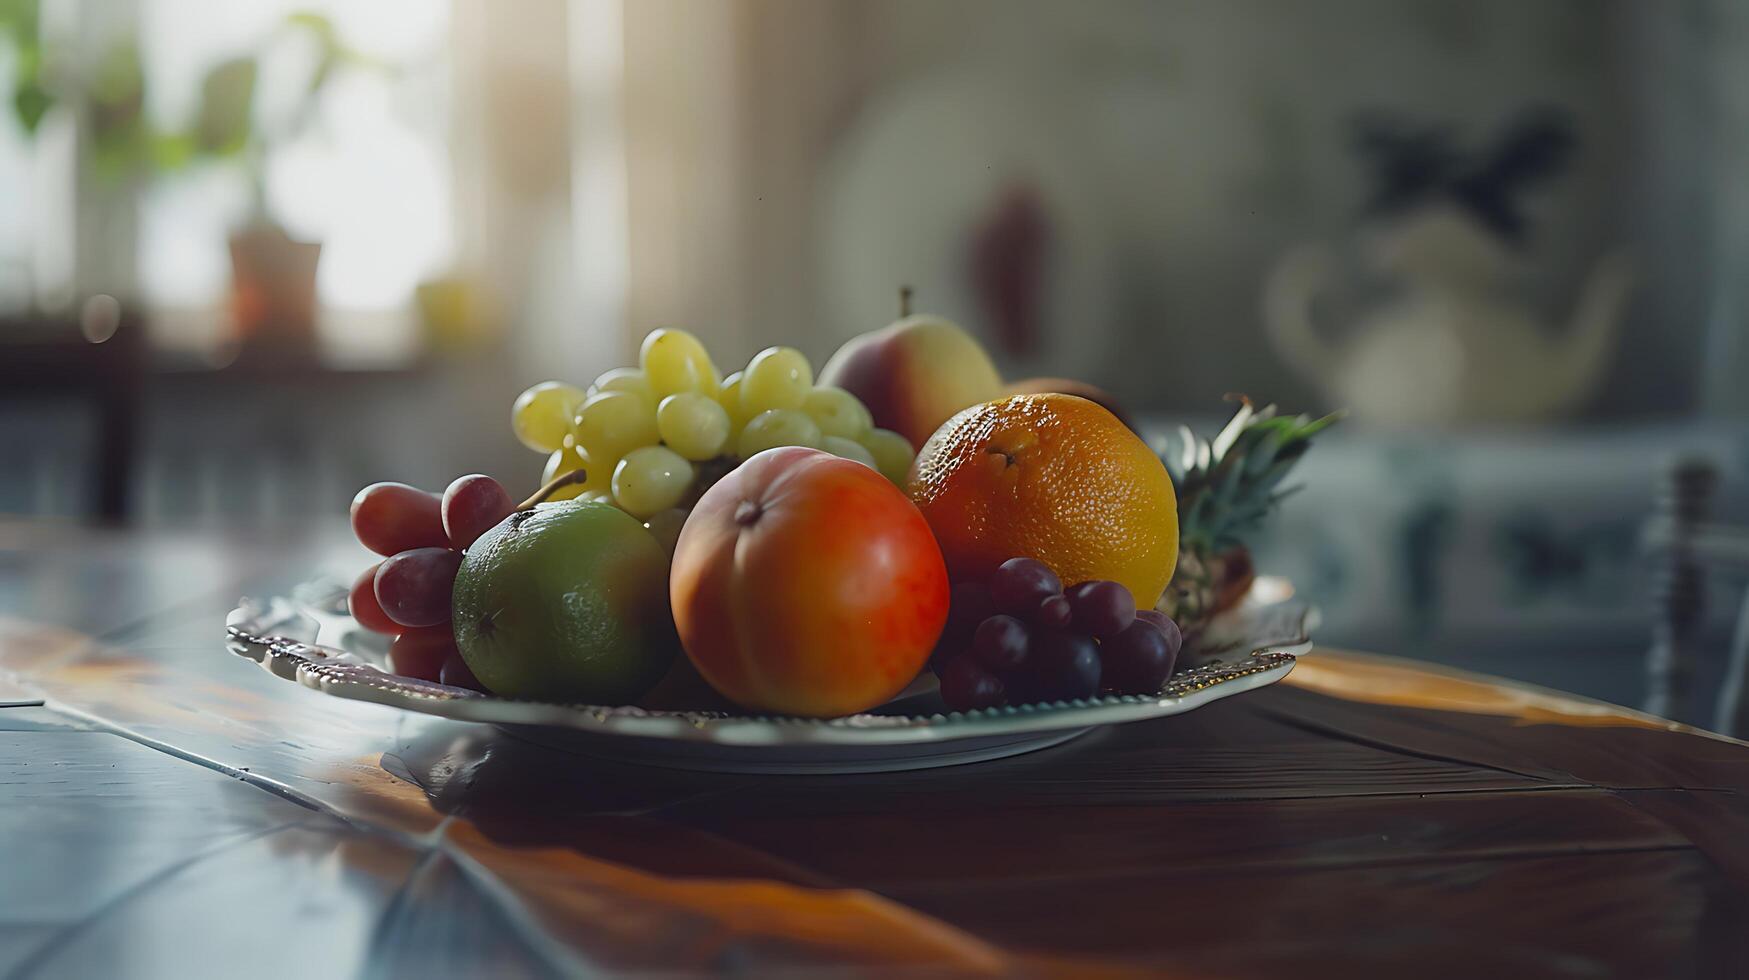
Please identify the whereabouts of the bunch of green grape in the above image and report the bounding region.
[510,329,914,524]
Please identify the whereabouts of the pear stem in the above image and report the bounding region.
[516,469,589,510]
[898,285,913,318]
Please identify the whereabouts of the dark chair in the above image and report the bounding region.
[0,306,146,523]
[1642,457,1749,736]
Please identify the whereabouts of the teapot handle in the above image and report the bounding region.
[1263,243,1342,383]
[1552,249,1636,402]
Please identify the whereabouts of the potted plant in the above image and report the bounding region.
[2,7,387,355]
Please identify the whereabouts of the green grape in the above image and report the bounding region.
[577,489,614,505]
[590,367,657,409]
[736,409,822,458]
[859,427,915,485]
[656,392,731,461]
[640,328,719,399]
[717,371,751,431]
[541,447,605,500]
[803,386,873,440]
[573,390,659,467]
[512,381,586,453]
[822,435,878,469]
[643,507,688,557]
[739,347,812,415]
[612,445,695,518]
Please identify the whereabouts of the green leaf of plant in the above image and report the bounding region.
[0,0,39,39]
[286,11,340,49]
[195,56,256,155]
[149,131,196,170]
[12,79,48,133]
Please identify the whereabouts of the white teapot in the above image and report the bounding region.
[1263,110,1635,428]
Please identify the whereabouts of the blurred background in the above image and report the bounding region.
[4,0,1748,711]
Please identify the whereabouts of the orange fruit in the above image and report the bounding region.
[908,393,1178,607]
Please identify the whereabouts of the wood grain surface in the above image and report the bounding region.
[1,521,1746,978]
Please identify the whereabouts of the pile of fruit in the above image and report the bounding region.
[343,302,1331,718]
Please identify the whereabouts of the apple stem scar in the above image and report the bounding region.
[734,500,764,526]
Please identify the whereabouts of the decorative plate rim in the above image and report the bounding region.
[225,587,1311,746]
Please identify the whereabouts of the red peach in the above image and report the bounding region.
[670,447,950,717]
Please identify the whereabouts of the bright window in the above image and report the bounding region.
[138,0,452,348]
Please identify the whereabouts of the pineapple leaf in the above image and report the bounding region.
[1209,397,1258,460]
[1168,397,1339,557]
[1174,423,1198,475]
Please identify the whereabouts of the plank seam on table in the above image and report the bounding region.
[1609,787,1749,889]
[5,820,311,979]
[358,824,462,980]
[26,701,604,979]
[30,697,334,816]
[3,623,1030,973]
[356,817,598,980]
[1258,701,1569,783]
[868,841,1706,894]
[422,824,610,979]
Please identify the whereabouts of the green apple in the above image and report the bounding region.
[453,499,677,702]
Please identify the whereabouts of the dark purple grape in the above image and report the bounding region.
[1024,630,1101,703]
[939,657,1006,711]
[990,557,1062,615]
[1135,608,1171,632]
[374,547,462,628]
[1066,580,1136,638]
[1135,609,1184,659]
[1101,620,1176,695]
[1030,593,1073,630]
[971,614,1030,672]
[944,580,998,647]
[929,640,967,676]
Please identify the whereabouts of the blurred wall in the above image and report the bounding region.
[623,0,1716,419]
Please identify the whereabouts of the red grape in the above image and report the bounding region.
[348,563,400,634]
[389,626,454,682]
[440,652,485,692]
[971,614,1029,672]
[1066,580,1136,638]
[351,483,447,556]
[1030,593,1073,630]
[1135,609,1184,659]
[990,557,1061,615]
[944,580,998,647]
[939,657,1005,712]
[374,547,462,628]
[929,641,965,676]
[1101,620,1176,695]
[1026,630,1101,702]
[442,474,515,550]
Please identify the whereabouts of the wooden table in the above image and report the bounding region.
[3,521,1748,978]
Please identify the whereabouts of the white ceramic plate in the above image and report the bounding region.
[226,580,1312,774]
